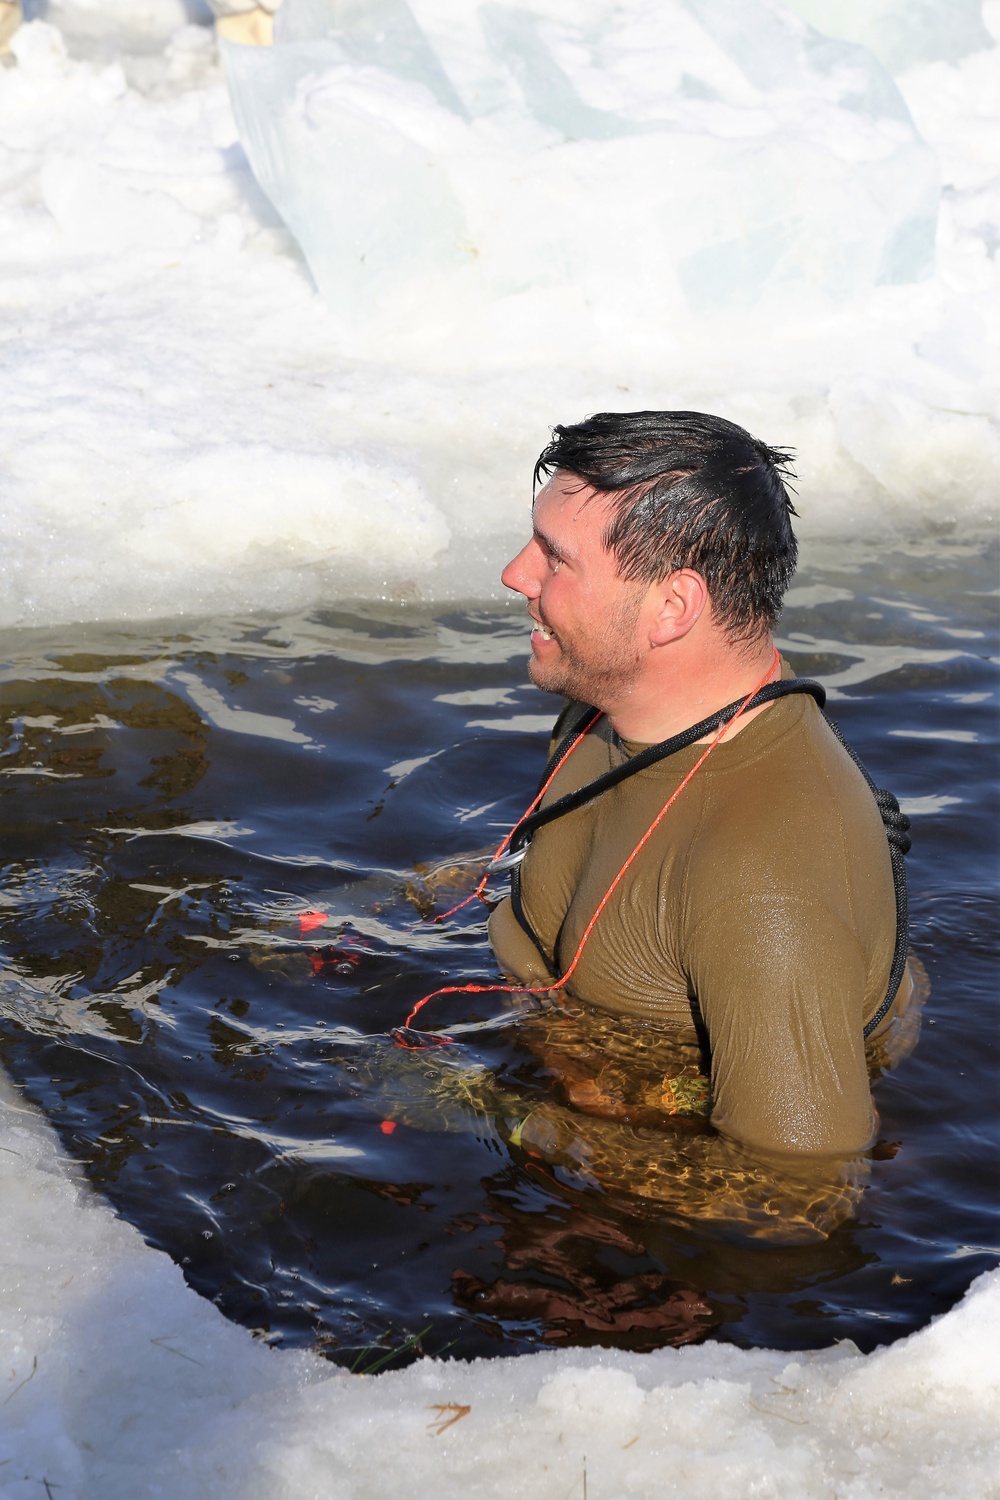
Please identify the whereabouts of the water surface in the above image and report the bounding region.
[1,544,996,1368]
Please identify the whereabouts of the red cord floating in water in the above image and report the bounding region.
[394,651,780,1048]
[309,946,361,977]
[298,910,328,934]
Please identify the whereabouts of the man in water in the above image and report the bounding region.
[479,410,918,1232]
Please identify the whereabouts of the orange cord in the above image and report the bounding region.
[430,707,602,927]
[397,651,780,1045]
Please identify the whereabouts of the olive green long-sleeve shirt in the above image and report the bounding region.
[489,679,915,1161]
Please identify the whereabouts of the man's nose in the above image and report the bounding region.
[501,540,541,598]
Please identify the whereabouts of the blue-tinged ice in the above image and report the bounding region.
[222,0,940,350]
[781,0,994,74]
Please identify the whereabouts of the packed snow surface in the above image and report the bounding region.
[0,0,998,627]
[1,1071,998,1500]
[1,5,998,1496]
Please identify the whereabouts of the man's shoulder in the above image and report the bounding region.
[768,696,885,820]
[721,693,874,806]
[685,694,892,911]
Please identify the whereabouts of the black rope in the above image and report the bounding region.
[508,681,910,1040]
[820,715,911,1038]
[513,679,827,854]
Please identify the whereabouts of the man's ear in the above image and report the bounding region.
[648,569,708,646]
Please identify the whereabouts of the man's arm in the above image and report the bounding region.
[343,1034,870,1245]
[501,892,879,1240]
[509,1097,870,1244]
[688,896,877,1157]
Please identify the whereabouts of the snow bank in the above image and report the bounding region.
[1,1072,997,1500]
[782,0,994,73]
[1,10,998,1491]
[0,1,997,629]
[227,0,941,340]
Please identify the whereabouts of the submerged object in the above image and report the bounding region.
[390,1024,454,1049]
[222,0,939,356]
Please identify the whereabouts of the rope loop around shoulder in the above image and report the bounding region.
[820,713,911,1037]
[517,681,911,1046]
[515,678,827,855]
[872,788,912,855]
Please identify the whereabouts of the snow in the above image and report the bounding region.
[0,0,998,628]
[782,0,994,73]
[1,4,998,1494]
[229,0,941,328]
[1,1070,997,1500]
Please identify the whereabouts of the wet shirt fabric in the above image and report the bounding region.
[489,676,910,1160]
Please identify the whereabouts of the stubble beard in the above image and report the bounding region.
[528,591,646,708]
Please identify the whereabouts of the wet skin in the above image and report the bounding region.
[500,470,777,744]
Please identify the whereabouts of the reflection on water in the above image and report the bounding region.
[0,546,997,1366]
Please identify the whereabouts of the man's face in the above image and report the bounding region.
[501,471,650,708]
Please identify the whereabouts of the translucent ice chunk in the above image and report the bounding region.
[222,0,940,354]
[274,0,468,117]
[781,0,994,75]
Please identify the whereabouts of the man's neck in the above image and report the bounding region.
[605,635,777,745]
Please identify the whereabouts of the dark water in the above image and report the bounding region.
[1,545,997,1368]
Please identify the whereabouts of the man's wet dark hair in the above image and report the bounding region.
[534,410,798,643]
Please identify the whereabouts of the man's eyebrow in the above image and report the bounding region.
[532,522,573,560]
